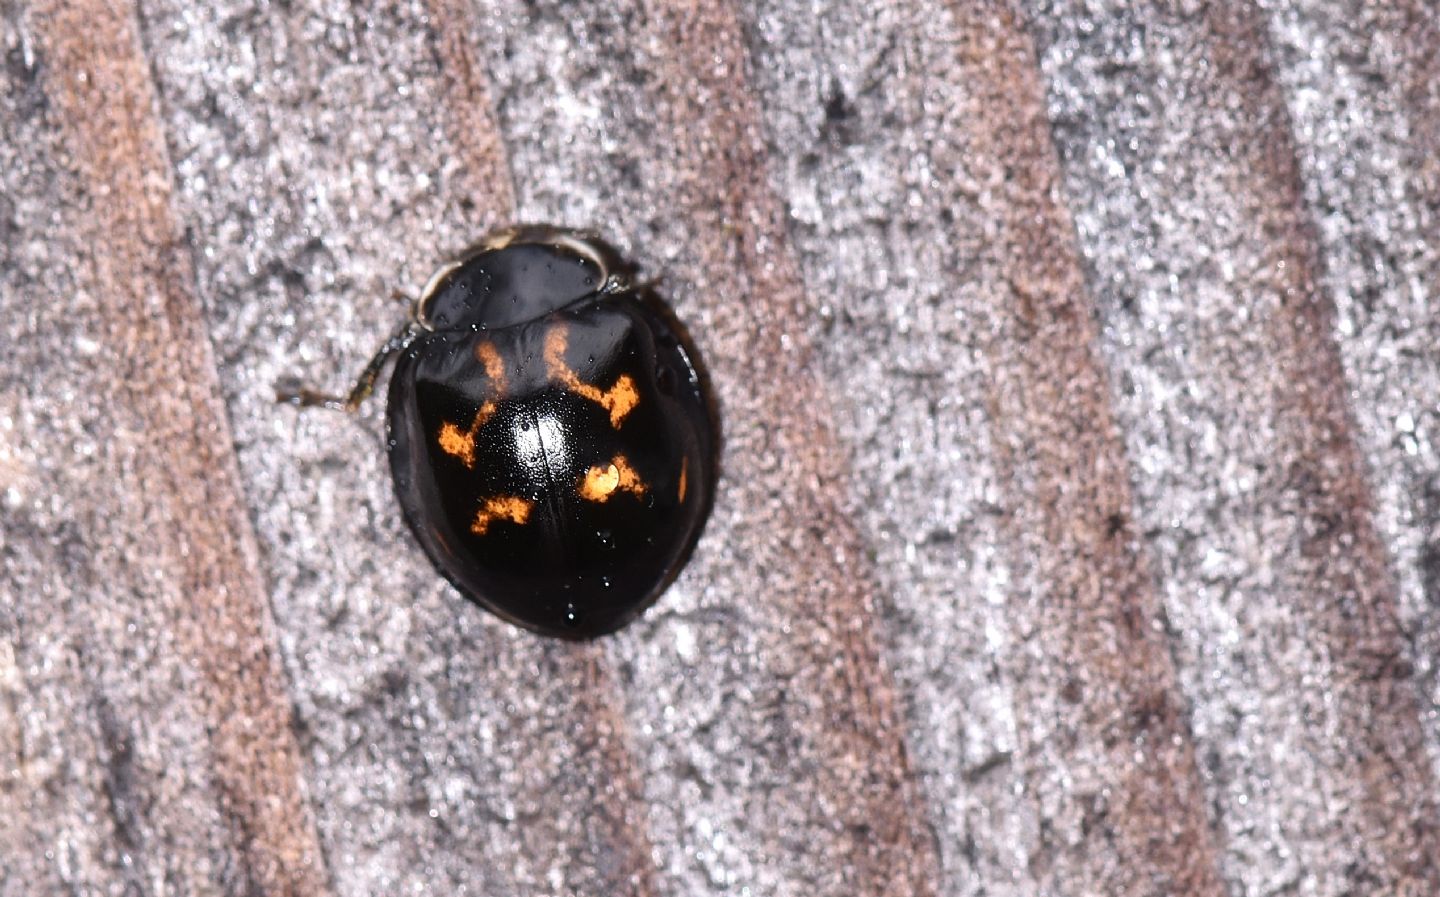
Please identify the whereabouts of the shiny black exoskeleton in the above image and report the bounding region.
[281,228,717,638]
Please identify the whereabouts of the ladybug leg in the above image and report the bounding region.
[276,315,420,413]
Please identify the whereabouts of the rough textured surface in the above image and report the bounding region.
[2,1,1437,895]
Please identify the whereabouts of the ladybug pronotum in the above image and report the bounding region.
[281,227,718,638]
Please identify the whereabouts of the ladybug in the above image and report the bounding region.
[280,227,718,638]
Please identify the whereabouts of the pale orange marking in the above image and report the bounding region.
[437,341,506,468]
[475,341,505,383]
[578,454,647,503]
[544,326,639,428]
[677,456,688,504]
[470,495,533,535]
[437,400,496,468]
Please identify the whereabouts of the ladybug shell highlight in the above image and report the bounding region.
[387,232,716,638]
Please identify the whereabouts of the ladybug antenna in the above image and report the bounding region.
[275,298,422,413]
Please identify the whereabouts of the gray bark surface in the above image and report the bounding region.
[3,1,1437,894]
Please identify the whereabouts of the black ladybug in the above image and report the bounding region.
[280,227,718,638]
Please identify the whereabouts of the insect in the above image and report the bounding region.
[280,227,718,638]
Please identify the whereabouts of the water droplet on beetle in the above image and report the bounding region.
[599,576,612,589]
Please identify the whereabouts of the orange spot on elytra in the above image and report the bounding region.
[470,495,533,535]
[677,456,688,504]
[475,341,505,383]
[437,341,507,468]
[578,454,646,503]
[438,421,475,466]
[437,400,496,468]
[544,326,639,428]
